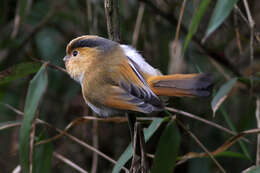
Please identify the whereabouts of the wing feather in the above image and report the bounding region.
[104,58,164,113]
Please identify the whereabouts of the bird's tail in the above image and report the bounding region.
[147,73,213,97]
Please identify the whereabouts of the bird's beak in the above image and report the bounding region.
[63,55,69,62]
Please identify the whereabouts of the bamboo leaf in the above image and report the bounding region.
[19,64,48,173]
[184,0,211,51]
[33,134,53,173]
[204,0,239,40]
[211,78,237,116]
[0,62,41,85]
[151,120,180,173]
[220,107,251,160]
[246,166,260,173]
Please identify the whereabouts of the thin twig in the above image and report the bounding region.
[234,5,249,25]
[173,0,187,44]
[256,98,260,166]
[87,0,93,34]
[234,10,243,54]
[130,123,140,173]
[165,107,248,142]
[1,104,129,172]
[138,123,149,173]
[31,58,67,73]
[91,120,99,173]
[243,0,255,95]
[38,119,129,172]
[177,119,226,173]
[54,152,88,173]
[11,2,21,38]
[132,3,145,47]
[104,0,120,42]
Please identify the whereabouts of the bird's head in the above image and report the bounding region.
[63,35,118,83]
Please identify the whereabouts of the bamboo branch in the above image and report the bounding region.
[104,0,120,42]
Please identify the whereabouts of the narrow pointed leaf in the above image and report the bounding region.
[246,166,260,173]
[184,0,211,52]
[211,78,237,116]
[205,0,239,40]
[112,118,164,173]
[151,120,180,173]
[19,65,48,173]
[33,134,53,173]
[220,107,251,160]
[0,62,41,85]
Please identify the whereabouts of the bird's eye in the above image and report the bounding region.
[72,50,78,57]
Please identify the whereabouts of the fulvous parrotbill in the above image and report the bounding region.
[63,35,212,116]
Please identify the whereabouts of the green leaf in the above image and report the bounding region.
[220,107,251,160]
[112,118,164,173]
[184,0,212,52]
[19,64,48,173]
[211,78,237,116]
[205,0,239,39]
[238,76,260,87]
[0,62,41,85]
[151,120,180,173]
[215,151,248,160]
[246,166,260,173]
[33,134,53,173]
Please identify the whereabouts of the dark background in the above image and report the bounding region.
[0,0,260,172]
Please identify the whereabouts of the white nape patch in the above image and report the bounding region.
[120,45,162,76]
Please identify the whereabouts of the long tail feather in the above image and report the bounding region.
[147,74,213,97]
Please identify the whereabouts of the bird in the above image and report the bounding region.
[63,35,212,141]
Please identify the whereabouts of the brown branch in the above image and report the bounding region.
[132,3,145,47]
[234,10,243,54]
[31,58,67,73]
[139,123,149,173]
[91,120,99,173]
[1,104,129,172]
[87,0,93,34]
[256,98,260,166]
[165,107,249,142]
[243,0,255,95]
[174,0,187,44]
[130,123,141,173]
[177,119,226,173]
[104,0,120,42]
[54,152,88,173]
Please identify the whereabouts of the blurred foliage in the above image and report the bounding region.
[1,0,260,172]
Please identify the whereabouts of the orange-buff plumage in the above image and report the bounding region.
[64,35,212,117]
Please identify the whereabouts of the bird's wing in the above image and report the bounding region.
[103,58,163,113]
